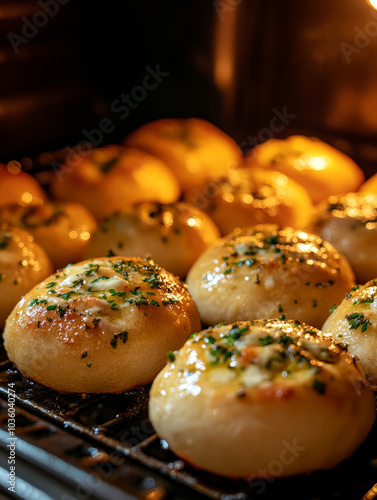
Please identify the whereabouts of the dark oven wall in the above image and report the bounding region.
[0,0,377,176]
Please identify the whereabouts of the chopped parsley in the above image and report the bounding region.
[167,350,175,362]
[329,304,338,315]
[29,298,48,307]
[346,312,371,332]
[110,330,128,349]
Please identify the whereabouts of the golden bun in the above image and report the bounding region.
[185,167,313,234]
[0,224,53,329]
[186,224,355,328]
[0,202,97,270]
[246,136,364,204]
[0,164,46,209]
[124,118,242,191]
[149,319,375,478]
[50,145,180,219]
[360,172,377,194]
[323,280,377,389]
[309,192,377,284]
[3,256,201,393]
[84,202,220,278]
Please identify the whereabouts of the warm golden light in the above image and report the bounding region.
[367,0,377,10]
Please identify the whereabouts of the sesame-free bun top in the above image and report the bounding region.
[246,136,364,204]
[50,145,180,219]
[124,118,242,191]
[323,280,377,389]
[0,163,46,209]
[84,202,220,278]
[186,224,355,328]
[185,167,313,235]
[360,172,377,194]
[0,202,97,270]
[149,319,375,479]
[310,192,377,284]
[0,224,53,330]
[3,256,201,393]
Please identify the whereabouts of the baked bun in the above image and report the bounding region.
[124,118,242,191]
[185,167,313,235]
[310,192,377,284]
[149,319,375,478]
[84,202,220,278]
[323,280,377,389]
[3,256,201,393]
[186,224,355,328]
[50,145,180,219]
[0,225,53,330]
[0,163,46,209]
[0,202,97,270]
[360,172,377,194]
[246,136,364,204]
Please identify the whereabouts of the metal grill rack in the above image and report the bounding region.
[0,352,376,500]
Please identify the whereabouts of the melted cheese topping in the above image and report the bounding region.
[26,257,186,322]
[202,225,341,289]
[169,319,345,395]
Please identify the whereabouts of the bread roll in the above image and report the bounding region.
[246,136,364,204]
[50,145,180,219]
[310,192,377,284]
[0,163,46,210]
[149,319,375,478]
[84,202,220,278]
[323,280,377,389]
[3,256,201,393]
[124,118,242,190]
[185,167,313,234]
[0,224,53,329]
[186,224,355,328]
[0,202,97,270]
[360,172,377,194]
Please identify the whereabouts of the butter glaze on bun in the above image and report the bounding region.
[0,164,46,209]
[323,280,377,389]
[3,256,201,393]
[50,145,180,219]
[246,136,364,204]
[0,224,53,329]
[185,167,313,234]
[0,202,97,270]
[149,319,375,478]
[84,202,220,278]
[186,224,355,328]
[310,192,377,284]
[124,118,242,190]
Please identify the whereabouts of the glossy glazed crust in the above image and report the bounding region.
[84,202,220,278]
[0,225,53,329]
[124,118,243,190]
[3,257,201,393]
[186,224,355,328]
[323,280,377,389]
[246,136,364,204]
[0,165,46,209]
[0,202,97,269]
[310,192,377,284]
[50,146,180,219]
[149,319,375,478]
[185,167,313,234]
